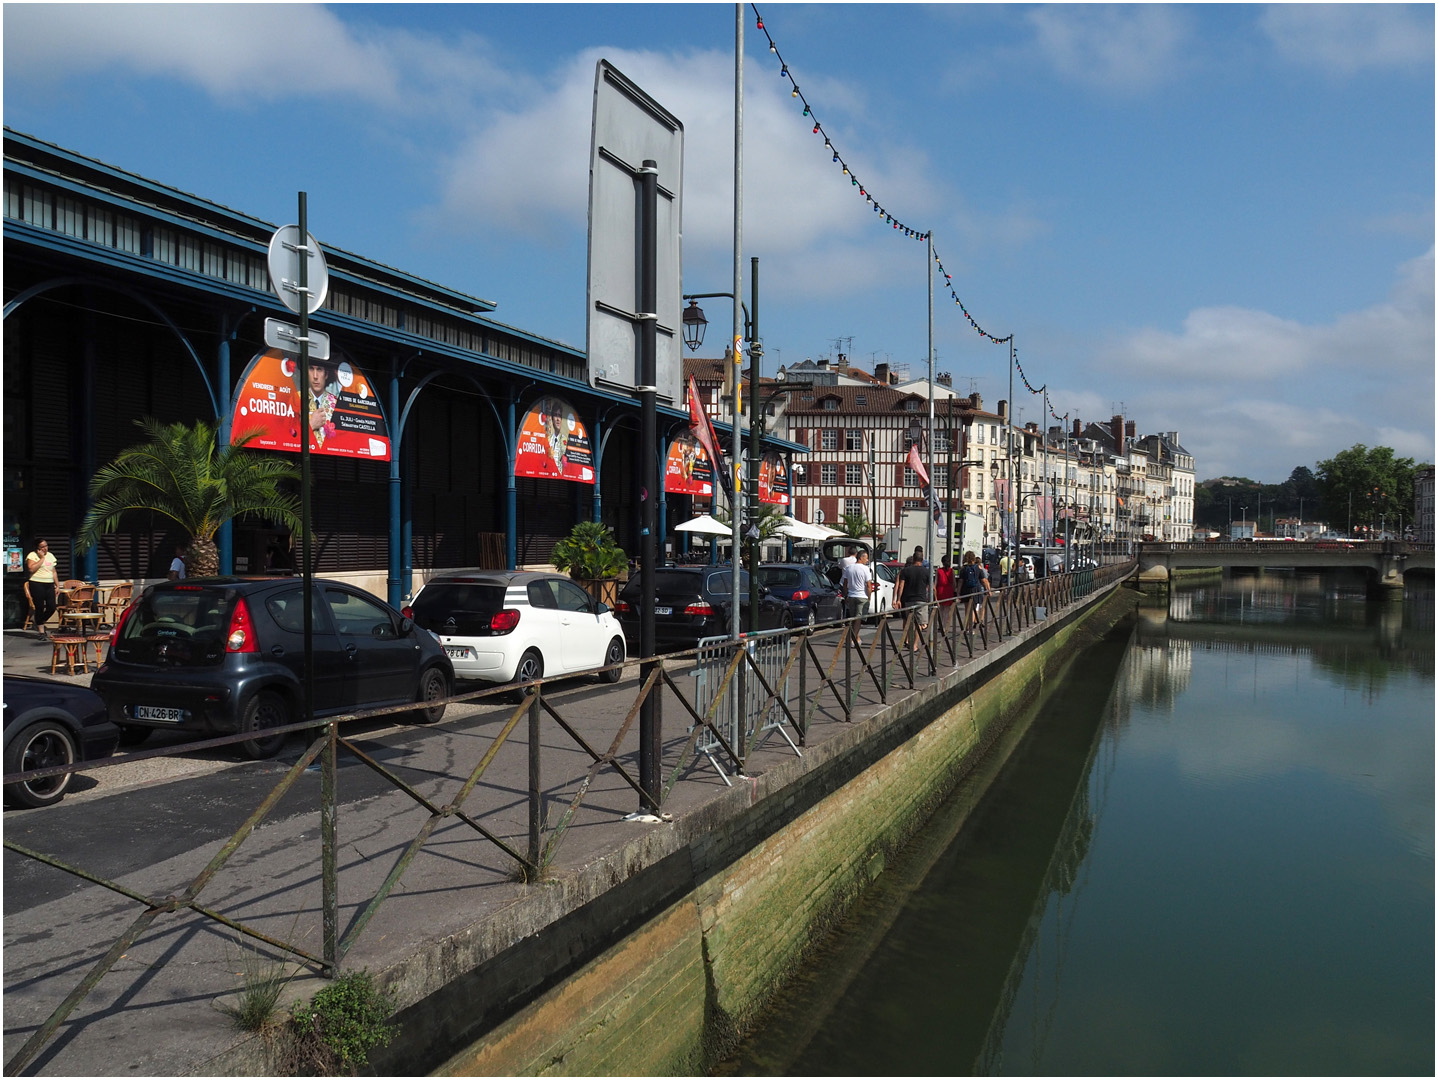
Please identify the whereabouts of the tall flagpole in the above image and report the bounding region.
[925,232,935,597]
[729,2,744,639]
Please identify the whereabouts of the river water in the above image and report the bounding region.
[719,571,1433,1076]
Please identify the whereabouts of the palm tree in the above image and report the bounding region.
[839,511,872,543]
[76,418,302,577]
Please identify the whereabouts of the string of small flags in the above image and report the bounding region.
[752,3,1013,348]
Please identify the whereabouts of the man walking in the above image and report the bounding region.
[839,548,874,644]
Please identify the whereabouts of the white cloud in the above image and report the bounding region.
[1099,250,1434,479]
[1260,4,1435,75]
[428,45,944,299]
[1,4,523,113]
[1025,5,1190,92]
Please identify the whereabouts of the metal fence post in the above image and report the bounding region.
[797,627,808,744]
[321,721,338,975]
[528,691,542,873]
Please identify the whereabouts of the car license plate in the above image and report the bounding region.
[133,705,183,722]
[444,646,474,660]
[654,606,672,616]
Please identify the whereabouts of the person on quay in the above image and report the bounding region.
[894,552,932,653]
[998,551,1011,587]
[168,543,187,581]
[934,553,957,633]
[839,548,874,645]
[25,538,58,638]
[959,550,992,632]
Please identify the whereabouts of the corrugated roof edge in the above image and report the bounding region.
[3,127,500,315]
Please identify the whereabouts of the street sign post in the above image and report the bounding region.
[263,317,330,361]
[267,225,329,316]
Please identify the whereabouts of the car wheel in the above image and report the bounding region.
[117,725,151,748]
[806,608,817,628]
[410,666,448,724]
[780,609,795,630]
[5,721,77,808]
[239,691,288,760]
[508,649,544,703]
[598,637,625,683]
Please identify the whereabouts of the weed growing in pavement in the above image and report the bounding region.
[214,933,299,1033]
[285,970,397,1075]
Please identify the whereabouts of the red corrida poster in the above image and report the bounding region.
[230,350,391,460]
[515,396,595,483]
[758,452,790,506]
[665,432,714,496]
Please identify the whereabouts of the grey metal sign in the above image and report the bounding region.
[267,225,329,316]
[263,317,330,361]
[586,60,684,406]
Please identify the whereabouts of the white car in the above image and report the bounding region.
[406,571,625,693]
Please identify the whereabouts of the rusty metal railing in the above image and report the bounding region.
[3,559,1135,1074]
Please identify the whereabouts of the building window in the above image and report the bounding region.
[822,398,839,411]
[855,395,867,406]
[904,467,919,487]
[846,464,863,485]
[845,498,864,517]
[934,430,950,453]
[845,429,863,451]
[820,464,837,486]
[904,399,919,411]
[820,429,838,451]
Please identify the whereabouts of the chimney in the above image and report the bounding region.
[999,399,1009,423]
[1073,418,1082,438]
[1166,430,1179,445]
[817,356,830,369]
[874,362,889,385]
[1125,420,1136,439]
[970,393,982,411]
[1110,415,1124,448]
[937,372,952,388]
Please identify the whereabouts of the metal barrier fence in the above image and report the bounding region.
[3,559,1136,1074]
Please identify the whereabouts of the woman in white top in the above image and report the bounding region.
[25,538,58,636]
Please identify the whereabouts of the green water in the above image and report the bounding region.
[720,572,1434,1076]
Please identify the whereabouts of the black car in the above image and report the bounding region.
[4,675,120,808]
[755,563,844,627]
[616,566,790,653]
[91,577,453,759]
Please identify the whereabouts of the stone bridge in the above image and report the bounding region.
[1135,541,1435,596]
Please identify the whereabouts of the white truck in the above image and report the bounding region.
[888,508,984,562]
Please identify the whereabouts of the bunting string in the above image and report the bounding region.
[750,4,1084,422]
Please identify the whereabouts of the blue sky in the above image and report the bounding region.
[5,3,1433,483]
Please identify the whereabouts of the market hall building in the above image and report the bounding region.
[2,129,787,626]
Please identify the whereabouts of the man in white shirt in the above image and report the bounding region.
[839,549,874,643]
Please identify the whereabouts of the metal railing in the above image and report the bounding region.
[3,559,1135,1074]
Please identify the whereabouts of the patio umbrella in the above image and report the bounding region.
[675,514,734,537]
[776,517,833,542]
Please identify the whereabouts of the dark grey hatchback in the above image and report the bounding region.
[91,577,453,759]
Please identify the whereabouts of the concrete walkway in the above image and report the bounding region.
[1,585,1118,1076]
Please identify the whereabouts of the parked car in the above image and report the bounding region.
[756,563,844,627]
[406,571,625,696]
[91,577,452,760]
[4,675,120,808]
[870,560,898,613]
[616,566,790,653]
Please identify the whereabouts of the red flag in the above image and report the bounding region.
[905,442,931,488]
[688,376,732,501]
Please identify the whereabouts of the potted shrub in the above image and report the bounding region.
[551,521,627,607]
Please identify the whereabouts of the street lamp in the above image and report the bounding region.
[681,300,707,352]
[747,372,813,620]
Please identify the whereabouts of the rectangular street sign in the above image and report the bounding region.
[264,317,330,361]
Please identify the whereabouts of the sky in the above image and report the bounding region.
[4,3,1433,484]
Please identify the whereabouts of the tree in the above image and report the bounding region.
[76,418,301,577]
[1315,444,1416,535]
[839,510,873,544]
[550,520,627,579]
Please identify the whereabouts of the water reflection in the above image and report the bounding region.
[718,574,1434,1076]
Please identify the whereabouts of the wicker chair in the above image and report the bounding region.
[56,586,97,630]
[100,582,134,623]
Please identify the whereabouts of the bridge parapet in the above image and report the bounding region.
[1135,541,1433,593]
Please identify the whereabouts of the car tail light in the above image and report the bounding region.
[791,589,810,600]
[401,605,414,619]
[226,598,259,653]
[109,602,137,648]
[490,609,521,633]
[683,602,715,616]
[617,600,632,614]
